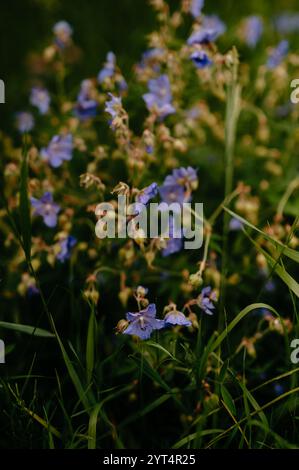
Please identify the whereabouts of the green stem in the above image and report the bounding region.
[219,48,241,331]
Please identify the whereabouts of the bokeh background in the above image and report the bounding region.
[1,0,299,132]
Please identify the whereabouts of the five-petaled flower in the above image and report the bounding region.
[143,74,175,120]
[30,192,61,228]
[41,134,73,168]
[123,303,165,340]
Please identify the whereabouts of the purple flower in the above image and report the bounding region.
[41,134,73,168]
[188,15,225,45]
[98,52,116,83]
[164,167,198,188]
[105,93,122,120]
[75,80,98,120]
[159,183,186,205]
[143,75,175,119]
[244,16,263,48]
[30,87,50,115]
[30,192,60,228]
[267,40,289,69]
[229,217,243,231]
[53,21,73,48]
[198,286,216,315]
[16,112,34,133]
[123,303,165,340]
[57,235,77,262]
[137,183,158,205]
[190,0,204,19]
[165,309,191,327]
[274,13,299,34]
[162,216,183,257]
[190,50,212,68]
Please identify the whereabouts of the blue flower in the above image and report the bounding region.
[41,134,73,168]
[164,167,198,189]
[188,15,225,45]
[190,0,204,19]
[162,216,184,257]
[30,87,50,115]
[105,93,122,120]
[198,286,216,315]
[165,308,191,327]
[274,13,299,34]
[123,303,165,340]
[57,235,77,262]
[75,80,98,120]
[244,16,263,48]
[137,183,158,205]
[159,183,186,205]
[98,52,116,83]
[267,40,289,69]
[190,50,212,68]
[53,21,73,48]
[30,192,60,228]
[159,167,197,206]
[16,112,34,133]
[229,217,243,231]
[143,75,175,119]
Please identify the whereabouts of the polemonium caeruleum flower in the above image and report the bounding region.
[30,192,60,228]
[162,216,184,257]
[159,183,186,205]
[137,183,158,205]
[229,217,244,231]
[41,134,73,168]
[267,40,289,69]
[188,15,225,45]
[190,50,212,68]
[159,167,198,205]
[164,167,198,189]
[198,286,216,315]
[164,308,191,327]
[98,52,116,83]
[123,303,165,340]
[244,16,263,48]
[105,93,123,120]
[190,0,204,19]
[75,80,98,120]
[53,21,73,48]
[274,13,299,34]
[16,112,34,133]
[143,75,175,119]
[57,235,77,262]
[30,87,50,115]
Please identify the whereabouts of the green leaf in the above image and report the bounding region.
[223,207,299,263]
[248,234,299,298]
[0,321,54,338]
[50,316,91,413]
[221,384,236,416]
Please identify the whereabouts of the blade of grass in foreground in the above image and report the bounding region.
[0,321,54,338]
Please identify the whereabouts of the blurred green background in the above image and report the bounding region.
[0,0,298,132]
